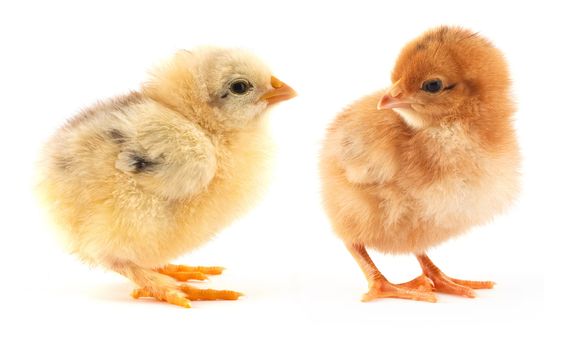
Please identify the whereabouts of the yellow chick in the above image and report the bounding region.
[320,26,520,302]
[37,47,296,308]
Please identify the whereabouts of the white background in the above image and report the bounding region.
[0,0,584,349]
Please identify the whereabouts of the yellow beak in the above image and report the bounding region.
[262,76,297,105]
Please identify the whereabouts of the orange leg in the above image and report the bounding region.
[156,264,225,282]
[346,243,437,302]
[417,254,495,298]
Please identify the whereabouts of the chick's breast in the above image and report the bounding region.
[38,94,272,268]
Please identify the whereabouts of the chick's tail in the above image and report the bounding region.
[111,262,242,308]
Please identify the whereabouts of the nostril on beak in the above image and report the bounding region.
[270,76,284,89]
[377,94,392,110]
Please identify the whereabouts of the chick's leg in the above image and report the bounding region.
[346,243,437,302]
[156,264,224,282]
[112,262,242,308]
[417,254,495,298]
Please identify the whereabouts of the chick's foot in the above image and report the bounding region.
[417,254,495,298]
[398,275,434,292]
[113,262,240,308]
[132,284,243,308]
[363,277,437,303]
[157,264,225,282]
[346,243,436,302]
[131,284,192,308]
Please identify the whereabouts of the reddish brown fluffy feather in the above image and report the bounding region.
[320,26,520,254]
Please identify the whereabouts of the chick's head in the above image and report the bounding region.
[144,47,296,131]
[378,26,512,129]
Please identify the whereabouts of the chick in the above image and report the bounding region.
[37,47,296,307]
[320,26,520,302]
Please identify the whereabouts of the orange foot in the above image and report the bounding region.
[363,277,437,303]
[132,284,242,308]
[156,264,225,282]
[398,274,435,292]
[418,254,495,298]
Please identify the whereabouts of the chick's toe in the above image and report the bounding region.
[363,278,437,303]
[417,254,494,298]
[179,284,243,301]
[156,264,225,282]
[397,275,435,292]
[132,286,192,308]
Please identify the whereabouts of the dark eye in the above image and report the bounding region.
[422,79,443,93]
[229,80,252,95]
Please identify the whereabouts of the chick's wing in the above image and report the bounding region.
[324,109,400,186]
[115,113,217,200]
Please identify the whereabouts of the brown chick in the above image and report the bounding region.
[320,26,520,302]
[37,47,296,307]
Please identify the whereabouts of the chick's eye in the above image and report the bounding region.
[229,80,252,95]
[422,79,443,93]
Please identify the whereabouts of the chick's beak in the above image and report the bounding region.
[262,76,297,105]
[377,80,412,110]
[378,94,412,110]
